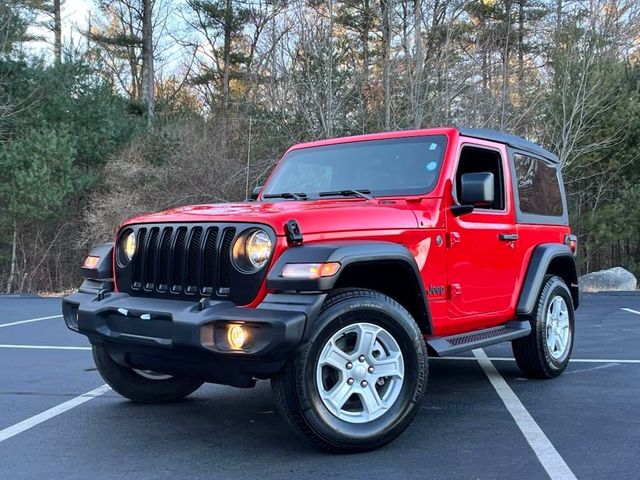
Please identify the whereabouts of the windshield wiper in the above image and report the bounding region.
[262,192,308,200]
[318,189,373,200]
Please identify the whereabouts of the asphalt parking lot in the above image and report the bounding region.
[0,293,639,480]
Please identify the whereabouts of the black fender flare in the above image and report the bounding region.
[266,241,432,333]
[517,243,579,316]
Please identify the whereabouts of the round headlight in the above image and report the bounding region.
[233,229,272,272]
[246,230,272,269]
[123,232,137,261]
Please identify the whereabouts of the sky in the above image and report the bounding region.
[61,0,92,45]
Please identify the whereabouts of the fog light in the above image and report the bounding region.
[63,306,79,331]
[227,324,247,350]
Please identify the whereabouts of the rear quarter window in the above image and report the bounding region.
[514,154,563,216]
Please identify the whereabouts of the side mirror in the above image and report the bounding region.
[460,172,494,205]
[248,185,263,201]
[452,172,494,216]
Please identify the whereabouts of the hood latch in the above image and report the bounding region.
[285,219,303,245]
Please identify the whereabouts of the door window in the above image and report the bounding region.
[455,146,505,211]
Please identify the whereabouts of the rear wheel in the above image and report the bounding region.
[271,289,428,452]
[512,275,575,378]
[93,344,204,403]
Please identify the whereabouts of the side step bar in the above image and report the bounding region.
[425,320,531,357]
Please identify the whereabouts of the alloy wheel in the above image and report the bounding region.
[315,322,404,423]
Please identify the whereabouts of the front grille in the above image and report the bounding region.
[116,223,271,305]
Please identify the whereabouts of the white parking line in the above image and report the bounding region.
[621,308,640,315]
[0,315,62,328]
[563,363,620,375]
[561,358,640,364]
[473,348,577,480]
[0,344,91,351]
[0,384,111,443]
[434,356,640,364]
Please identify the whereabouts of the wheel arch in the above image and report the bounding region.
[266,241,433,334]
[517,243,579,316]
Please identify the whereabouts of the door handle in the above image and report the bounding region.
[498,233,518,241]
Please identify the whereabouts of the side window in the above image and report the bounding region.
[514,154,563,216]
[456,146,505,210]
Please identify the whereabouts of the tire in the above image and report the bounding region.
[271,289,428,453]
[512,275,575,379]
[92,344,204,403]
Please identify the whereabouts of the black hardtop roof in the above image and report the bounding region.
[459,127,559,164]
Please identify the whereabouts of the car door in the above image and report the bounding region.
[445,139,520,323]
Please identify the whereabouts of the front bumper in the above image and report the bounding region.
[62,289,325,387]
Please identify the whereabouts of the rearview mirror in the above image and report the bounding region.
[249,185,263,201]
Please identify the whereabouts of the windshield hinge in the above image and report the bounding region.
[285,219,303,245]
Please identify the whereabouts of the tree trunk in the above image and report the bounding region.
[141,0,154,126]
[53,0,62,64]
[327,0,334,138]
[381,0,391,130]
[401,0,410,125]
[555,0,562,39]
[6,222,17,293]
[517,0,524,84]
[480,6,489,123]
[360,0,370,132]
[223,0,233,112]
[413,0,423,128]
[500,0,512,129]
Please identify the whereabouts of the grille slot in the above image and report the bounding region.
[218,227,236,294]
[202,227,219,295]
[144,227,159,291]
[157,227,173,292]
[171,227,187,293]
[186,227,203,294]
[132,228,147,290]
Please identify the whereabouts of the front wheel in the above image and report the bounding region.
[512,275,575,378]
[271,289,428,452]
[92,344,204,403]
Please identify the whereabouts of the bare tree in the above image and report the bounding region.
[544,0,640,170]
[88,0,168,114]
[141,0,154,124]
[381,0,391,129]
[411,0,423,127]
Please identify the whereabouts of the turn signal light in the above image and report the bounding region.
[281,262,341,279]
[83,255,100,269]
[227,324,247,350]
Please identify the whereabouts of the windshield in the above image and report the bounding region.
[263,135,447,198]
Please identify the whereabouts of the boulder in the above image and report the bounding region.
[579,267,637,292]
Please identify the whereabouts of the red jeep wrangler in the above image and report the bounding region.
[63,127,579,452]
